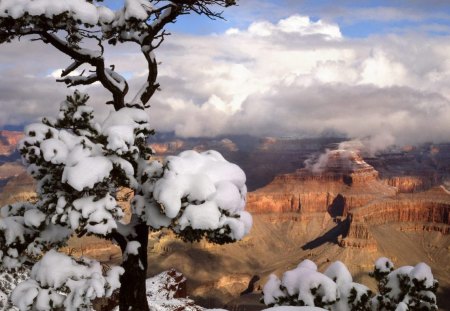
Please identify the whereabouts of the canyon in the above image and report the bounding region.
[0,131,449,310]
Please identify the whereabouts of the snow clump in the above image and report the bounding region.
[135,150,252,242]
[10,250,123,311]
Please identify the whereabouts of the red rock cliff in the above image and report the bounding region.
[247,150,450,252]
[0,130,23,155]
[247,150,397,215]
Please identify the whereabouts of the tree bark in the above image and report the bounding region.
[119,223,150,311]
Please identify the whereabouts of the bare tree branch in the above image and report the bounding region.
[41,32,128,110]
[0,0,237,111]
[57,73,99,87]
[61,61,83,77]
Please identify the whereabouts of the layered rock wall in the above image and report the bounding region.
[247,166,396,215]
[385,175,439,193]
[351,199,450,226]
[247,150,450,254]
[340,196,450,249]
[339,219,377,251]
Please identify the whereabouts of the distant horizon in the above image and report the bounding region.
[3,128,450,152]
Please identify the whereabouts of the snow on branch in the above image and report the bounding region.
[61,61,84,77]
[371,261,438,310]
[0,202,73,270]
[40,33,102,60]
[57,72,99,87]
[12,92,150,239]
[11,250,123,311]
[134,149,252,243]
[104,68,128,93]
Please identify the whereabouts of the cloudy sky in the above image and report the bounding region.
[2,0,450,150]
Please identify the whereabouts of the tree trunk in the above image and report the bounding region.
[119,224,150,311]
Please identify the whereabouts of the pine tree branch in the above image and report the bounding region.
[57,73,99,87]
[41,32,127,110]
[61,61,84,77]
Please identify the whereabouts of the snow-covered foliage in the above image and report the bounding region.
[0,267,226,311]
[0,0,157,45]
[0,201,72,269]
[0,266,29,310]
[10,250,123,311]
[262,259,339,308]
[262,258,438,311]
[373,257,395,280]
[134,149,251,243]
[0,91,150,268]
[323,261,372,310]
[370,261,438,310]
[0,91,251,310]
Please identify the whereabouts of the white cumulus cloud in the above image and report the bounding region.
[1,13,450,150]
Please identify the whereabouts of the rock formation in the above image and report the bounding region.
[0,172,35,206]
[247,149,450,254]
[342,190,450,248]
[0,162,26,193]
[0,131,22,156]
[386,175,439,193]
[151,140,185,155]
[247,150,397,215]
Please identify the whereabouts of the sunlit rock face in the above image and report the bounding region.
[342,190,450,248]
[0,130,27,195]
[0,131,23,156]
[0,172,34,206]
[386,175,438,193]
[247,150,396,215]
[246,150,450,256]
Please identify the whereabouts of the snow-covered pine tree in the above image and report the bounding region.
[0,1,253,310]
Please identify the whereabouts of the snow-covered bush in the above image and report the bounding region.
[262,258,438,311]
[324,261,371,310]
[0,1,246,310]
[262,259,340,308]
[11,250,123,311]
[370,260,438,310]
